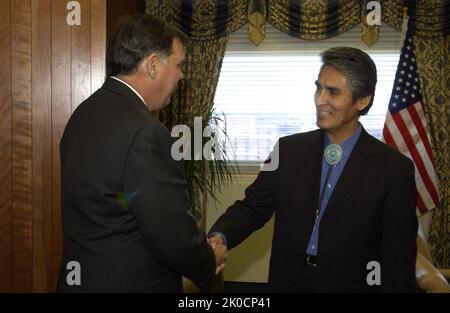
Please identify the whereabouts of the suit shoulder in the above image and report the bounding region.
[77,88,155,128]
[133,117,172,143]
[366,134,414,169]
[279,129,322,147]
[62,87,163,151]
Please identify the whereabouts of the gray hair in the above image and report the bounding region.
[320,47,377,115]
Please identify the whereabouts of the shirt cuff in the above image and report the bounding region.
[208,232,228,247]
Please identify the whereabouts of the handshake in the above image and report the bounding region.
[208,235,228,275]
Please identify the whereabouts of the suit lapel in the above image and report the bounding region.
[305,130,326,216]
[322,129,373,218]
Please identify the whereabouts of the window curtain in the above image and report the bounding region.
[145,0,449,268]
[407,0,449,269]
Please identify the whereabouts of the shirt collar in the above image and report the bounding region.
[324,124,362,159]
[111,76,146,106]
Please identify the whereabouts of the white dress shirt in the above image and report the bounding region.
[111,76,146,105]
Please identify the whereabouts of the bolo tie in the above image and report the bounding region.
[313,143,343,225]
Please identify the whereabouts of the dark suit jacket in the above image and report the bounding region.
[57,78,215,292]
[210,128,417,292]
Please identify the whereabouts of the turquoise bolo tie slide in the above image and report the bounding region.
[324,143,343,166]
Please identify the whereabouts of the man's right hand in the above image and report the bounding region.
[208,236,228,275]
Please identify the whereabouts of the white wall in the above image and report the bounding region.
[205,173,273,283]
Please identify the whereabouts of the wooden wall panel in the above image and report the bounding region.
[50,0,71,292]
[32,0,52,292]
[106,0,145,38]
[0,0,106,292]
[0,0,13,292]
[71,0,92,111]
[11,0,33,292]
[91,0,106,91]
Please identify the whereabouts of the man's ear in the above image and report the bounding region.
[145,53,159,79]
[356,95,371,112]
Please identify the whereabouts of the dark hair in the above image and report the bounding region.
[106,14,188,77]
[320,47,377,115]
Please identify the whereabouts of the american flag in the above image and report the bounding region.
[381,25,440,215]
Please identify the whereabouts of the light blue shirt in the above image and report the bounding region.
[306,125,362,256]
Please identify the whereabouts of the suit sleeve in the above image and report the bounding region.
[123,122,215,291]
[209,141,280,249]
[380,158,418,292]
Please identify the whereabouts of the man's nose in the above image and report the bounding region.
[316,89,328,104]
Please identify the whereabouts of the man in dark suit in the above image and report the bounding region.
[57,14,226,292]
[209,47,418,292]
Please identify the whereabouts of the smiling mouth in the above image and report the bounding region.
[317,110,333,118]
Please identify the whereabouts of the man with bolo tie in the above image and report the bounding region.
[209,47,418,292]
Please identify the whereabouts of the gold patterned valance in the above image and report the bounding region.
[248,0,268,46]
[146,0,247,41]
[267,0,362,40]
[145,1,450,43]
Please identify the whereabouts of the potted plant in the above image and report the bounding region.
[183,109,239,230]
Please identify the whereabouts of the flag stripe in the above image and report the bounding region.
[383,122,433,214]
[413,102,434,158]
[391,112,439,209]
[416,177,436,212]
[398,108,439,189]
[382,123,397,149]
[391,112,440,207]
[394,109,439,204]
[384,117,436,211]
[407,103,434,163]
[416,191,427,214]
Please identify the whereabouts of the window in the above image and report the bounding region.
[214,23,401,162]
